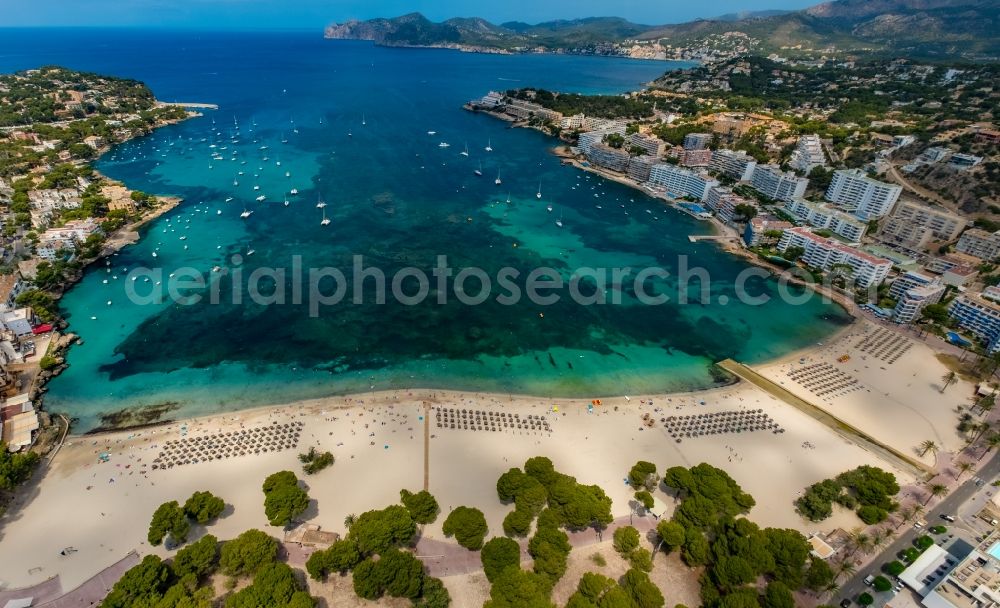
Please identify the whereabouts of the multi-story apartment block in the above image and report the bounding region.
[789,134,826,173]
[577,127,626,155]
[682,132,713,150]
[625,133,665,158]
[783,198,867,243]
[824,169,902,220]
[880,201,968,251]
[626,155,657,183]
[893,283,945,324]
[744,217,793,247]
[751,164,809,201]
[888,270,938,300]
[708,149,757,182]
[949,289,1000,353]
[648,164,719,202]
[586,143,630,172]
[705,187,757,226]
[776,227,892,287]
[956,228,1000,261]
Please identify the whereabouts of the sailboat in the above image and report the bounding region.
[460,143,469,157]
[547,203,553,212]
[316,197,327,209]
[474,161,483,176]
[241,207,253,219]
[506,193,511,204]
[246,245,256,256]
[536,183,542,199]
[495,170,502,186]
[485,139,493,152]
[362,114,366,126]
[320,208,331,226]
[555,212,563,228]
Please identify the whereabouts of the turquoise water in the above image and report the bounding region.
[0,30,852,431]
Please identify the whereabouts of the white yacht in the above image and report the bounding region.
[495,170,502,186]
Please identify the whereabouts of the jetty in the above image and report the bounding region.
[155,101,219,110]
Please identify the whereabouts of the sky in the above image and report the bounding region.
[4,0,821,29]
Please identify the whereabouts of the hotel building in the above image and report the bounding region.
[776,226,892,287]
[783,198,867,243]
[824,169,902,220]
[648,164,719,202]
[709,149,758,182]
[751,164,809,201]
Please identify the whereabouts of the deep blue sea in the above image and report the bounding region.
[0,30,851,431]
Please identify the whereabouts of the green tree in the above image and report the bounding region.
[630,548,653,572]
[634,490,655,510]
[99,555,172,608]
[497,467,528,502]
[858,592,874,606]
[183,491,225,524]
[503,508,533,537]
[762,581,794,608]
[0,444,40,490]
[482,567,556,608]
[613,526,641,557]
[656,520,686,552]
[620,568,664,608]
[873,575,892,592]
[148,501,189,546]
[400,489,440,524]
[414,576,451,608]
[171,534,219,580]
[628,461,660,491]
[225,562,315,608]
[442,506,488,550]
[261,471,308,527]
[348,504,417,555]
[306,539,361,580]
[481,536,522,582]
[219,529,278,576]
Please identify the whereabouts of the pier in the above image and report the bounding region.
[156,101,219,110]
[688,234,740,243]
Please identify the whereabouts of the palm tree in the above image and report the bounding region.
[847,528,872,558]
[957,461,976,480]
[835,559,857,581]
[918,440,939,458]
[941,371,957,393]
[925,483,947,505]
[897,506,914,529]
[978,394,996,416]
[980,433,1000,461]
[344,513,357,529]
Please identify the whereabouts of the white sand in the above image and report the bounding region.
[0,376,924,592]
[755,319,971,465]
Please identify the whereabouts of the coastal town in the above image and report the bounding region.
[1,6,1000,608]
[0,67,191,458]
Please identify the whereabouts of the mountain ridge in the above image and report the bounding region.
[323,0,999,60]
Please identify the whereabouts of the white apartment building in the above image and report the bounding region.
[824,169,902,220]
[789,134,826,173]
[586,143,630,172]
[648,164,719,202]
[577,127,626,155]
[783,198,867,243]
[626,133,666,158]
[744,217,793,247]
[949,290,1000,354]
[888,271,939,300]
[776,227,892,287]
[751,164,809,201]
[682,132,713,150]
[708,149,757,182]
[956,228,1000,261]
[705,187,757,226]
[893,283,945,324]
[878,200,967,251]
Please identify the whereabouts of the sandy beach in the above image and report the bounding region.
[0,346,941,593]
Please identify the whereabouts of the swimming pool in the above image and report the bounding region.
[986,541,1000,561]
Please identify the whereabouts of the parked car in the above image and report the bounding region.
[942,514,957,522]
[864,574,876,586]
[840,600,852,608]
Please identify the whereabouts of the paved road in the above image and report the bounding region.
[837,452,1000,605]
